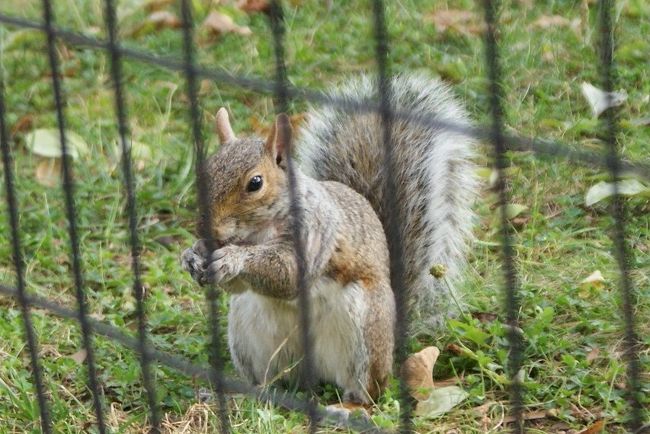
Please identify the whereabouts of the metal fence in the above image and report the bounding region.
[0,0,647,433]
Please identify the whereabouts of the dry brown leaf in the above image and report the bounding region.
[11,114,33,136]
[236,0,270,13]
[202,11,252,37]
[586,347,600,363]
[199,79,214,96]
[147,11,182,29]
[426,9,483,35]
[128,10,182,37]
[577,419,605,434]
[145,0,175,13]
[471,311,498,323]
[533,15,571,28]
[35,158,61,188]
[400,346,440,400]
[69,349,87,364]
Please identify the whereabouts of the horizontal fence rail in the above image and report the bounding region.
[0,14,648,181]
[0,0,646,432]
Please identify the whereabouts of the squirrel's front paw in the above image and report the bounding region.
[206,245,249,285]
[181,239,209,285]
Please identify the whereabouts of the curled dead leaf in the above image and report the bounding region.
[147,11,182,29]
[532,14,581,33]
[128,11,182,37]
[145,0,175,12]
[586,347,600,363]
[11,114,34,136]
[35,158,61,187]
[533,15,571,28]
[577,419,605,434]
[426,9,483,36]
[69,349,87,364]
[202,11,252,37]
[401,346,440,400]
[236,0,271,13]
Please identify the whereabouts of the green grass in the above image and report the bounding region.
[0,0,648,432]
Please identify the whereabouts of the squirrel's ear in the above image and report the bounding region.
[265,113,292,168]
[215,107,236,144]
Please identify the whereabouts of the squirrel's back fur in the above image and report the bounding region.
[298,74,477,332]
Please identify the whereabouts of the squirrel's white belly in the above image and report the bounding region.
[227,277,370,394]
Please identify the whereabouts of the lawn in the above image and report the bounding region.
[0,0,648,432]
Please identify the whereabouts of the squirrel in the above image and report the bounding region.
[180,73,477,406]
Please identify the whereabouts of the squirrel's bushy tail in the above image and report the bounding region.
[297,73,477,334]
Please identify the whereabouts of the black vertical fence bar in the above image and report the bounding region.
[267,1,318,431]
[370,1,414,432]
[0,71,53,434]
[178,1,231,432]
[597,1,644,430]
[40,0,107,432]
[481,1,525,432]
[101,0,161,431]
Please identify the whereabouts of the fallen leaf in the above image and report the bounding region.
[114,140,155,171]
[401,346,440,400]
[414,386,468,418]
[147,11,182,28]
[11,114,33,136]
[471,312,498,323]
[586,347,600,363]
[577,419,605,434]
[24,128,89,160]
[585,179,650,206]
[128,10,182,37]
[69,349,87,364]
[533,15,581,35]
[202,11,252,37]
[35,158,61,187]
[426,9,483,36]
[580,82,627,117]
[533,15,571,28]
[144,0,175,12]
[236,0,270,13]
[580,270,605,287]
[494,204,528,220]
[630,117,650,127]
[511,215,531,228]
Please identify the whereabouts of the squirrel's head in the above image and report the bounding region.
[201,108,292,246]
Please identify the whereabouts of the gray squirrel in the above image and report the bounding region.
[180,74,477,406]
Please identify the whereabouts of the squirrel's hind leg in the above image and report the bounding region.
[311,278,394,406]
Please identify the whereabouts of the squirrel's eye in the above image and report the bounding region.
[247,175,263,192]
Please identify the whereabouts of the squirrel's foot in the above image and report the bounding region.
[181,239,209,286]
[322,402,371,428]
[206,245,250,285]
